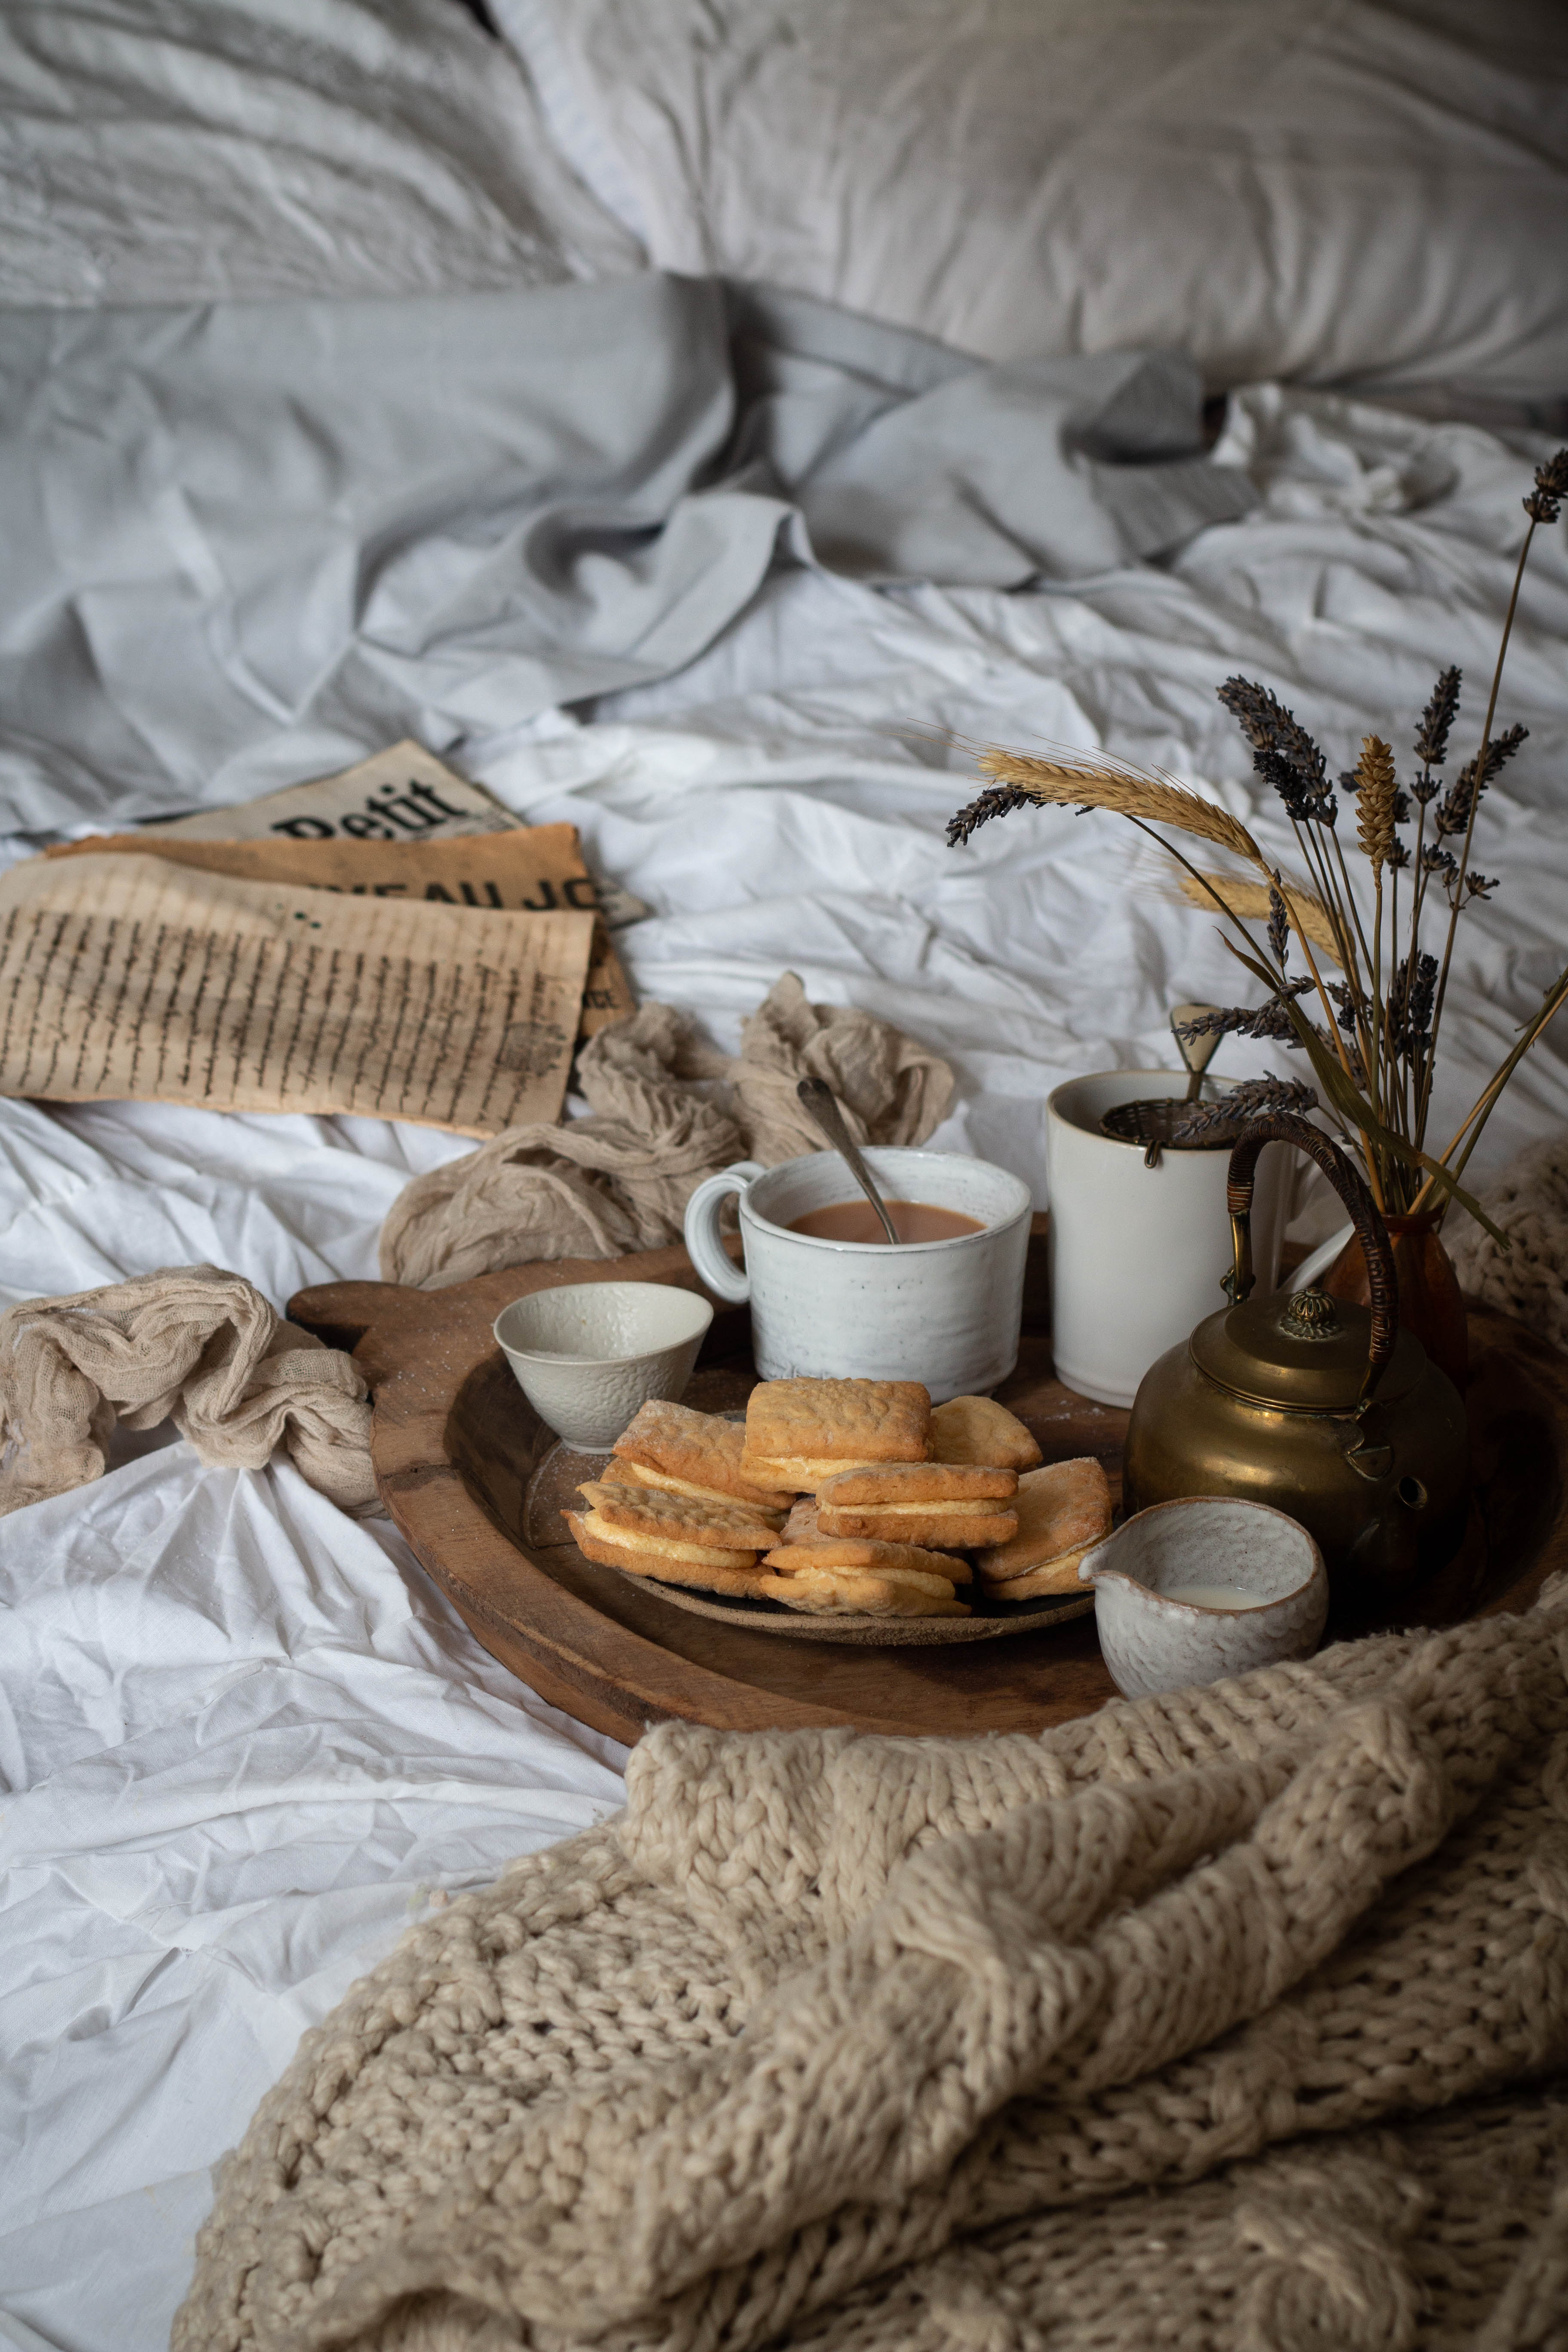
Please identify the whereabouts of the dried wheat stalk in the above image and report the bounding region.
[1176,871,1343,964]
[1354,736,1399,873]
[962,751,1267,867]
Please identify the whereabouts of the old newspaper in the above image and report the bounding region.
[156,742,514,843]
[146,740,649,932]
[45,821,633,1036]
[0,854,594,1136]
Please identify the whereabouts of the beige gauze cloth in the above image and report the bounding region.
[380,971,955,1288]
[0,1266,376,1518]
[179,1581,1568,2352]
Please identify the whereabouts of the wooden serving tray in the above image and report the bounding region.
[291,1228,1568,1748]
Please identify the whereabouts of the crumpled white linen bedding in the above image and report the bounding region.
[4,373,1568,2349]
[3,8,1568,2326]
[0,278,1251,830]
[0,0,638,309]
[0,1450,625,2351]
[496,0,1568,404]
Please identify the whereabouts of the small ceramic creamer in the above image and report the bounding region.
[1080,1495,1329,1699]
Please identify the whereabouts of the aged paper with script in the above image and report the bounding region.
[44,824,633,1036]
[156,742,516,843]
[0,854,595,1136]
[147,740,650,933]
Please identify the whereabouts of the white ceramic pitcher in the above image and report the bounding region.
[1046,1071,1292,1409]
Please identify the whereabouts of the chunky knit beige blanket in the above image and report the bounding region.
[1450,1132,1568,1355]
[178,1583,1568,2352]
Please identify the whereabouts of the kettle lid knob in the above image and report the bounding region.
[1279,1287,1342,1341]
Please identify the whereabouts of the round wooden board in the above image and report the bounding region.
[291,1224,1568,1749]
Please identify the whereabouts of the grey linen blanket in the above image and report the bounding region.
[0,275,1253,830]
[177,1583,1568,2350]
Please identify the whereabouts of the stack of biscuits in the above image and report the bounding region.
[564,1401,791,1591]
[564,1378,1112,1621]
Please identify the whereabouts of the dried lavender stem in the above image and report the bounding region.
[1387,854,1415,1148]
[1291,813,1386,1154]
[1277,878,1389,1210]
[1347,735,1401,1179]
[1386,857,1404,1140]
[1400,783,1433,1141]
[1417,521,1536,1147]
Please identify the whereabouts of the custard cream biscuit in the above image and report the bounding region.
[973,1458,1113,1585]
[606,1458,787,1522]
[752,1566,971,1618]
[981,1559,1096,1605]
[740,1378,931,1486]
[815,1461,1018,1546]
[602,1454,785,1522]
[611,1399,793,1512]
[818,1463,1018,1504]
[928,1394,1043,1471]
[761,1535,971,1585]
[576,1479,780,1554]
[818,1503,1020,1547]
[734,1455,892,1492]
[564,1508,766,1597]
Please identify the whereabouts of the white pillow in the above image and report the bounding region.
[0,0,640,307]
[494,0,1568,398]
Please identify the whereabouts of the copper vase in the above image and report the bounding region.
[1323,1209,1469,1389]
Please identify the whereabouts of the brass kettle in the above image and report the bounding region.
[1123,1112,1469,1601]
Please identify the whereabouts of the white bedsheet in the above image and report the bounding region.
[0,0,638,308]
[3,403,1568,2351]
[498,385,1568,1197]
[0,1453,624,2350]
[496,0,1568,403]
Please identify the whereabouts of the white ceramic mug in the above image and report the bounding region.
[1046,1071,1291,1409]
[682,1147,1032,1400]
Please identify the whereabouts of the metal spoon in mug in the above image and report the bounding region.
[795,1077,901,1246]
[1170,1002,1223,1100]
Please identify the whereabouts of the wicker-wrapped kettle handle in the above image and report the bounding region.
[1223,1112,1397,1403]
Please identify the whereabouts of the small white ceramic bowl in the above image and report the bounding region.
[1078,1496,1329,1700]
[493,1282,714,1451]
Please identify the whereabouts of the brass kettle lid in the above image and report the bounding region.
[1191,1284,1427,1411]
